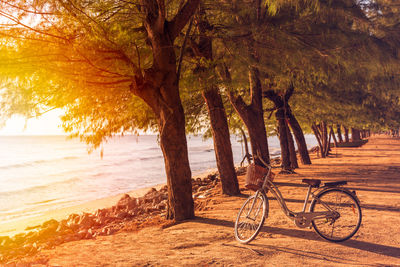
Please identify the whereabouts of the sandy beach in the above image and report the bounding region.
[8,135,400,265]
[0,184,167,237]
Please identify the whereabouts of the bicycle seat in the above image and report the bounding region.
[324,181,347,187]
[302,179,321,188]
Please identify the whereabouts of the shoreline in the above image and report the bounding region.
[0,167,221,237]
[0,183,166,237]
[0,154,292,237]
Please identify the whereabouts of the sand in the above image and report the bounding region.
[0,184,166,237]
[16,135,400,265]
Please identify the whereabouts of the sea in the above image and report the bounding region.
[0,134,317,224]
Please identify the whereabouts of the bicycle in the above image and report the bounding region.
[234,156,362,244]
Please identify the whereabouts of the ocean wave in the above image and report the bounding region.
[0,156,79,170]
[0,176,81,196]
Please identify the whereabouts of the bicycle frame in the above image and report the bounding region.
[259,167,338,228]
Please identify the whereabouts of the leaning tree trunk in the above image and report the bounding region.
[311,123,325,158]
[225,67,270,166]
[286,111,311,165]
[240,128,252,166]
[264,83,305,169]
[203,87,240,195]
[286,121,299,169]
[193,10,240,196]
[330,126,338,147]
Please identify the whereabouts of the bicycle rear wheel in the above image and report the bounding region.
[310,188,362,242]
[234,191,268,244]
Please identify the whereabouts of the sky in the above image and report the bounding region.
[0,109,66,135]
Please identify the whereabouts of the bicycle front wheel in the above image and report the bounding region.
[234,191,268,244]
[310,188,362,242]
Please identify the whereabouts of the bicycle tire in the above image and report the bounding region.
[310,188,362,242]
[234,191,268,244]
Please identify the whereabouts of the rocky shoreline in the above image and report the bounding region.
[0,168,247,264]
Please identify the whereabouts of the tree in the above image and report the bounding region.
[0,0,200,220]
[183,5,240,195]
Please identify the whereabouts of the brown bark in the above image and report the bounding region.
[351,128,361,141]
[344,126,350,142]
[203,88,240,195]
[286,122,299,169]
[240,128,252,166]
[336,124,343,143]
[312,123,325,158]
[264,83,308,169]
[312,122,331,158]
[224,66,270,167]
[192,9,240,195]
[330,126,338,147]
[130,0,200,221]
[286,110,311,165]
[276,109,292,171]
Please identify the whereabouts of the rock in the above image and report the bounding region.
[68,213,80,224]
[77,229,88,239]
[56,220,70,233]
[79,213,95,229]
[145,187,157,196]
[25,231,40,243]
[207,174,217,181]
[156,202,167,210]
[116,211,130,219]
[197,186,208,192]
[0,236,11,247]
[95,208,107,218]
[42,219,59,228]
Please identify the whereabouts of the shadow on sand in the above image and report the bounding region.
[192,216,400,259]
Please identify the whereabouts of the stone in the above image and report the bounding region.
[77,229,88,239]
[42,219,59,228]
[116,211,130,219]
[79,213,95,229]
[0,236,11,247]
[25,231,40,243]
[68,213,80,224]
[197,186,208,192]
[156,202,167,210]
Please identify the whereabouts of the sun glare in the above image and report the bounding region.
[0,109,66,135]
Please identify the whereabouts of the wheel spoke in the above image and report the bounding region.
[311,189,361,242]
[234,192,268,243]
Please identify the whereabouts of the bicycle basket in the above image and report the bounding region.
[245,163,274,191]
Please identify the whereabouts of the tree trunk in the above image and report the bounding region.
[351,128,361,141]
[311,123,325,158]
[276,109,292,171]
[344,126,350,142]
[129,0,201,220]
[192,9,240,196]
[203,88,240,195]
[286,121,299,169]
[336,124,343,143]
[240,128,252,166]
[322,122,330,156]
[158,102,194,220]
[330,126,338,147]
[226,67,270,166]
[287,111,311,165]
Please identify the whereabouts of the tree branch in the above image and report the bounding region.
[168,0,200,40]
